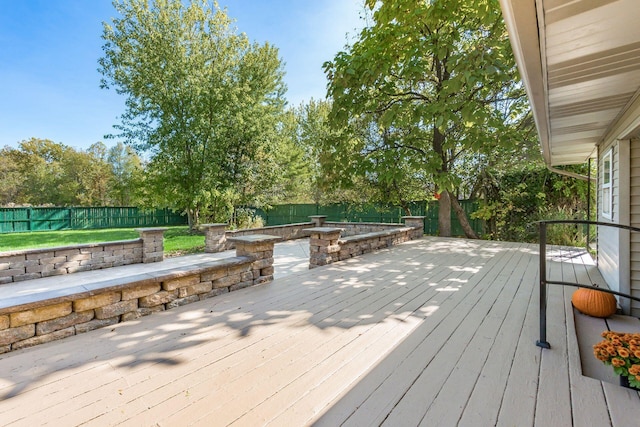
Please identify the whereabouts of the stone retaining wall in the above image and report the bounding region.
[324,221,406,237]
[0,235,280,354]
[0,228,166,285]
[306,216,425,268]
[202,222,313,252]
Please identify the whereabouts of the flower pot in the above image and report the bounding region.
[619,375,640,391]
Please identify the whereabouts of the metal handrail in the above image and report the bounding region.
[536,220,640,349]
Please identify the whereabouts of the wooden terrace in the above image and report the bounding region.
[0,236,639,426]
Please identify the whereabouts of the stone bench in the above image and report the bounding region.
[201,222,314,252]
[575,309,640,386]
[0,228,166,285]
[305,216,425,268]
[337,227,414,260]
[0,234,281,354]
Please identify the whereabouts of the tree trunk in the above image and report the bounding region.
[391,179,412,216]
[186,207,200,232]
[451,197,479,239]
[438,190,452,237]
[432,124,452,237]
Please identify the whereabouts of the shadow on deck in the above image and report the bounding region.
[0,237,638,426]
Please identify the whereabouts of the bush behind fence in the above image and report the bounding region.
[0,207,187,233]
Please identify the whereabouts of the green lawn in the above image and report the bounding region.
[0,226,205,256]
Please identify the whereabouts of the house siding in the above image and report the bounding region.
[629,139,640,316]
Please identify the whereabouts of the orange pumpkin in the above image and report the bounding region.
[571,286,617,318]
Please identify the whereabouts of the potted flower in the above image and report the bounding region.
[593,331,640,390]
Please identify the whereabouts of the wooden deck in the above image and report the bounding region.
[0,236,639,426]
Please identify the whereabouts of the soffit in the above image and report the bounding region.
[501,0,640,165]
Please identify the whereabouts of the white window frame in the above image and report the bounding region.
[602,148,612,219]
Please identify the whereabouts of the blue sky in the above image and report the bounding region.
[0,0,363,151]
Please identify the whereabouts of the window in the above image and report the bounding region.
[602,149,612,219]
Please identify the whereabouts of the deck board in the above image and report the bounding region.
[458,244,538,426]
[561,249,612,427]
[535,248,571,427]
[421,243,535,426]
[316,241,527,426]
[0,237,638,426]
[383,245,526,426]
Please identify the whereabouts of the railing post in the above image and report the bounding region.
[537,222,551,349]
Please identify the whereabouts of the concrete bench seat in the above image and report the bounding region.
[305,220,424,268]
[0,255,251,312]
[338,227,414,244]
[0,235,281,354]
[575,309,640,385]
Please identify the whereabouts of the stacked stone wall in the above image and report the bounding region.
[224,223,312,249]
[337,228,413,261]
[0,240,143,285]
[202,222,313,252]
[0,228,167,285]
[324,222,404,237]
[0,235,279,354]
[307,216,425,268]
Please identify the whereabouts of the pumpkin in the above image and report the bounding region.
[571,286,617,318]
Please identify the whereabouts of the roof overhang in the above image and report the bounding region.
[499,0,640,166]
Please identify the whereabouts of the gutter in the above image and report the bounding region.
[546,164,595,182]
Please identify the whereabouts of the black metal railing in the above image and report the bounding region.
[537,220,640,349]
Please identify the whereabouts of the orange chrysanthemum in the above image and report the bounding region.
[618,348,631,358]
[629,365,640,376]
[612,357,626,367]
[594,332,640,381]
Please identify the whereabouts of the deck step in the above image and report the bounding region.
[574,309,640,384]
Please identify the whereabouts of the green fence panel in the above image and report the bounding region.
[0,208,27,233]
[261,204,320,225]
[0,207,187,233]
[0,207,71,232]
[1,203,480,235]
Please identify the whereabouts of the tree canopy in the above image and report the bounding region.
[324,0,531,237]
[0,139,143,207]
[99,0,286,228]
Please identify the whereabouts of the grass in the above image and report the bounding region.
[0,226,205,257]
[163,227,205,256]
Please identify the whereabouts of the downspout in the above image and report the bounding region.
[545,161,596,251]
[587,158,591,250]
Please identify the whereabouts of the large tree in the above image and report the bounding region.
[107,142,144,206]
[99,0,286,229]
[324,0,529,237]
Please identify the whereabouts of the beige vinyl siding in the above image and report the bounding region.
[629,138,640,316]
